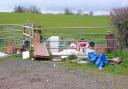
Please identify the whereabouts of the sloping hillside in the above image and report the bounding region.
[0,12,110,27]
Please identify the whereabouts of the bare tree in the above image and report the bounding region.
[110,7,128,49]
[14,6,24,13]
[29,6,41,13]
[77,10,82,15]
[64,8,74,15]
[89,11,93,16]
[14,5,41,14]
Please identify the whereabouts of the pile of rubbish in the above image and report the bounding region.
[48,36,109,69]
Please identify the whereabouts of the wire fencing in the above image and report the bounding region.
[42,27,119,53]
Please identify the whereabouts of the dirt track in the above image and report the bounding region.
[0,59,128,89]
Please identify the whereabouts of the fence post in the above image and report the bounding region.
[106,31,118,53]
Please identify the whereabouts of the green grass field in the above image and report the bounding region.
[0,12,111,34]
[0,12,110,27]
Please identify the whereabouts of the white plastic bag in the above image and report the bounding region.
[22,51,30,60]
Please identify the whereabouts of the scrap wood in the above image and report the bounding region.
[32,31,49,59]
[109,57,122,64]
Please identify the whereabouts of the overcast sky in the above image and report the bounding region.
[0,0,128,15]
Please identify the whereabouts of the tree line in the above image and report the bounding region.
[13,6,93,15]
[14,5,41,13]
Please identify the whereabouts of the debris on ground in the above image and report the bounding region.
[0,52,9,58]
[76,60,88,64]
[88,52,109,69]
[109,57,122,64]
[49,37,109,69]
[52,58,62,62]
[53,64,56,67]
[51,49,79,59]
[22,51,30,60]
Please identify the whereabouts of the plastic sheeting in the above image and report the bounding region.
[52,49,79,58]
[0,52,9,58]
[88,52,109,68]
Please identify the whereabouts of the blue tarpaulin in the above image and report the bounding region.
[88,52,109,68]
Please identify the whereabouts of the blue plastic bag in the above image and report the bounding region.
[101,53,109,64]
[88,52,99,63]
[87,52,109,68]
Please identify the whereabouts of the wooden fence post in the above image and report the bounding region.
[106,31,118,53]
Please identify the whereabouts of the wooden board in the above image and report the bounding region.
[33,43,49,58]
[33,31,49,58]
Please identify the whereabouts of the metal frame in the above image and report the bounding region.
[43,26,118,54]
[0,24,33,56]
